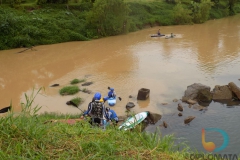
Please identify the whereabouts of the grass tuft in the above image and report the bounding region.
[59,86,79,95]
[70,78,86,85]
[70,97,82,106]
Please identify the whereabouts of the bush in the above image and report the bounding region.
[70,97,82,106]
[59,86,79,95]
[70,78,86,84]
[173,3,192,24]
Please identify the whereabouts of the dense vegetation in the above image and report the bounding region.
[0,0,240,50]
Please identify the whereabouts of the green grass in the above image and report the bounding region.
[0,88,194,159]
[1,88,239,159]
[70,97,82,106]
[70,78,86,85]
[59,86,79,95]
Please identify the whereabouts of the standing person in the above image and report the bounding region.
[157,29,161,35]
[81,92,109,128]
[106,107,119,124]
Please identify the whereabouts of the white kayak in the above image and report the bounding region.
[107,97,116,106]
[118,111,149,131]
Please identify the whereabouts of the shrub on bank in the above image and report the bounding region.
[1,0,240,50]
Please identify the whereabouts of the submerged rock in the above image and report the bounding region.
[126,102,135,109]
[50,84,59,87]
[173,99,178,102]
[186,99,197,105]
[163,121,168,128]
[177,103,183,112]
[81,82,93,86]
[184,116,195,124]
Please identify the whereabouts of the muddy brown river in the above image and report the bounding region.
[0,15,240,154]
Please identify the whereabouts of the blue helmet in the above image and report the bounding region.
[110,88,114,91]
[94,92,101,100]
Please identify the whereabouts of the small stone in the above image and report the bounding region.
[187,99,197,105]
[50,84,59,87]
[161,103,168,105]
[177,103,183,112]
[163,121,168,128]
[173,99,178,102]
[184,116,195,124]
[178,113,182,116]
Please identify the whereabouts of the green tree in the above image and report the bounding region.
[86,0,130,37]
[229,0,237,15]
[190,0,213,23]
[173,3,192,24]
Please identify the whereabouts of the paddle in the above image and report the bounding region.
[67,101,85,113]
[0,106,11,113]
[107,86,122,101]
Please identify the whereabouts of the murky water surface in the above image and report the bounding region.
[1,15,240,154]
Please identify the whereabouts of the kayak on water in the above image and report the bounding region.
[118,111,149,131]
[151,34,165,37]
[105,97,117,106]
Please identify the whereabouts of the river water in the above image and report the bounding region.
[0,15,240,154]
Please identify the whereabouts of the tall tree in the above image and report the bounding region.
[229,0,237,15]
[87,0,130,37]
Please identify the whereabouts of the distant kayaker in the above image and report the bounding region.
[157,29,161,35]
[106,107,119,124]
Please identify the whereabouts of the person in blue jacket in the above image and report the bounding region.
[108,87,116,98]
[81,92,109,127]
[103,87,117,101]
[106,107,119,124]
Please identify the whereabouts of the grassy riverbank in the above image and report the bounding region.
[1,0,240,50]
[0,90,192,159]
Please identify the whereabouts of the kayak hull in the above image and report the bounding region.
[151,34,165,37]
[107,97,116,106]
[119,111,149,130]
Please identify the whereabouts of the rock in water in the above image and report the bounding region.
[81,82,93,86]
[177,103,183,112]
[178,113,182,116]
[137,88,150,100]
[163,121,168,128]
[228,82,240,100]
[50,84,59,87]
[184,116,195,124]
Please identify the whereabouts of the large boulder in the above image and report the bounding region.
[228,82,240,100]
[137,88,150,100]
[145,112,162,124]
[212,85,232,100]
[196,88,212,106]
[183,83,211,100]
